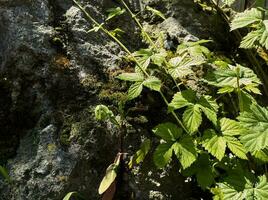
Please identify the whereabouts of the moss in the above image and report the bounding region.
[98,80,127,103]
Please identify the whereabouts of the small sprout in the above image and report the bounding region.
[146,6,166,20]
[106,7,126,21]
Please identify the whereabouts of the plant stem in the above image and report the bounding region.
[120,0,184,92]
[120,0,155,46]
[73,0,189,133]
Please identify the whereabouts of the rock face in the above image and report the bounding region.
[0,0,228,199]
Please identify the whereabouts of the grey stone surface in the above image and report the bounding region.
[0,0,227,199]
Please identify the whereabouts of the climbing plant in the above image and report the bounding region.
[66,0,268,199]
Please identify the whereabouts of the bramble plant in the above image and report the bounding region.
[69,0,268,199]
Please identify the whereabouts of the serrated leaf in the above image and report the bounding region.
[203,64,261,90]
[98,163,118,194]
[153,142,173,168]
[133,49,153,73]
[143,76,161,91]
[152,122,182,141]
[106,7,125,21]
[216,174,268,200]
[225,137,248,159]
[220,118,242,136]
[168,57,201,79]
[183,104,202,134]
[230,8,263,31]
[151,50,167,66]
[127,82,143,100]
[168,89,195,110]
[252,148,268,163]
[198,95,219,125]
[238,104,268,151]
[172,136,197,169]
[218,86,235,94]
[240,130,268,152]
[117,73,144,82]
[146,6,166,20]
[240,29,262,48]
[202,129,226,160]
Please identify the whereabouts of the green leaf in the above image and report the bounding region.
[168,56,201,79]
[240,29,262,48]
[106,7,125,21]
[153,142,173,168]
[98,163,118,194]
[238,104,268,151]
[127,82,143,100]
[110,28,125,37]
[172,136,197,169]
[63,192,78,200]
[252,149,268,163]
[133,48,153,72]
[117,73,144,82]
[168,89,196,110]
[203,64,261,90]
[0,166,10,182]
[183,104,202,134]
[143,76,162,91]
[152,122,182,141]
[230,8,263,31]
[202,129,226,160]
[220,118,242,136]
[95,105,114,121]
[218,86,235,94]
[129,139,151,168]
[198,95,219,125]
[216,174,268,200]
[195,154,214,189]
[225,137,248,159]
[184,154,215,189]
[146,6,166,20]
[135,139,151,164]
[151,50,167,66]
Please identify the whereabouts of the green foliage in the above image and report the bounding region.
[74,0,268,198]
[238,104,268,152]
[117,73,161,99]
[182,153,215,189]
[214,169,268,200]
[231,8,268,49]
[98,163,118,194]
[94,105,120,126]
[203,64,261,95]
[169,89,219,133]
[202,118,247,160]
[146,6,166,20]
[153,123,197,169]
[106,7,125,21]
[129,139,151,168]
